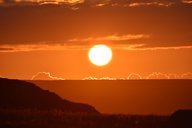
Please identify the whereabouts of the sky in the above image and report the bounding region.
[0,0,192,80]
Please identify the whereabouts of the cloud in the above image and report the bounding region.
[168,74,180,79]
[82,76,116,80]
[182,0,192,4]
[69,34,150,42]
[0,75,5,78]
[0,0,186,6]
[82,0,184,8]
[0,44,90,52]
[146,72,192,79]
[128,1,173,7]
[31,72,64,80]
[146,72,169,79]
[0,47,15,51]
[181,72,192,79]
[1,0,84,5]
[130,45,192,51]
[0,44,61,52]
[0,1,192,51]
[127,73,142,79]
[82,72,192,80]
[0,0,3,4]
[1,43,192,52]
[0,0,191,7]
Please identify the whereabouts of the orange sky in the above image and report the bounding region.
[0,0,192,79]
[0,0,192,115]
[0,48,192,79]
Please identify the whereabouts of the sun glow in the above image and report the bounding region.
[88,45,112,66]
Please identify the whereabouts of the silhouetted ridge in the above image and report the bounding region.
[0,78,99,114]
[169,109,192,128]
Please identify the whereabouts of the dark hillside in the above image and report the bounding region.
[0,78,98,114]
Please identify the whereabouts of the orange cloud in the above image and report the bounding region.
[0,0,190,7]
[181,72,192,79]
[82,76,117,80]
[69,34,150,42]
[14,0,84,5]
[0,0,3,4]
[127,73,142,79]
[0,75,5,78]
[146,72,169,79]
[0,44,89,52]
[82,72,192,80]
[1,43,192,52]
[128,2,173,7]
[31,72,64,80]
[182,0,192,4]
[131,45,192,51]
[167,74,180,79]
[146,72,192,79]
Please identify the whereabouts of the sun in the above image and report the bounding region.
[88,44,112,66]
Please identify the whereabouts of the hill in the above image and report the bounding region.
[0,78,99,114]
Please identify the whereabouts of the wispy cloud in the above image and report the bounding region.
[1,42,192,52]
[128,1,173,7]
[128,45,192,51]
[182,0,192,4]
[31,72,64,80]
[0,44,90,52]
[0,0,183,7]
[15,0,83,4]
[0,0,84,6]
[0,0,191,50]
[69,34,150,42]
[0,44,63,52]
[0,34,151,52]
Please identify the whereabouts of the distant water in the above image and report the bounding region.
[30,80,192,115]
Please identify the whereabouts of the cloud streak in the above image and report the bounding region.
[1,0,84,5]
[69,34,149,42]
[0,0,192,51]
[1,42,192,52]
[128,1,173,7]
[182,0,192,4]
[1,0,192,6]
[0,44,66,52]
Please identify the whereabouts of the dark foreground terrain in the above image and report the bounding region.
[1,109,192,128]
[0,109,168,128]
[0,78,192,128]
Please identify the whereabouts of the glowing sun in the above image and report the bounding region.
[88,45,112,66]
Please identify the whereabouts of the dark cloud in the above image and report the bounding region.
[0,0,192,50]
[0,0,190,7]
[0,47,14,51]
